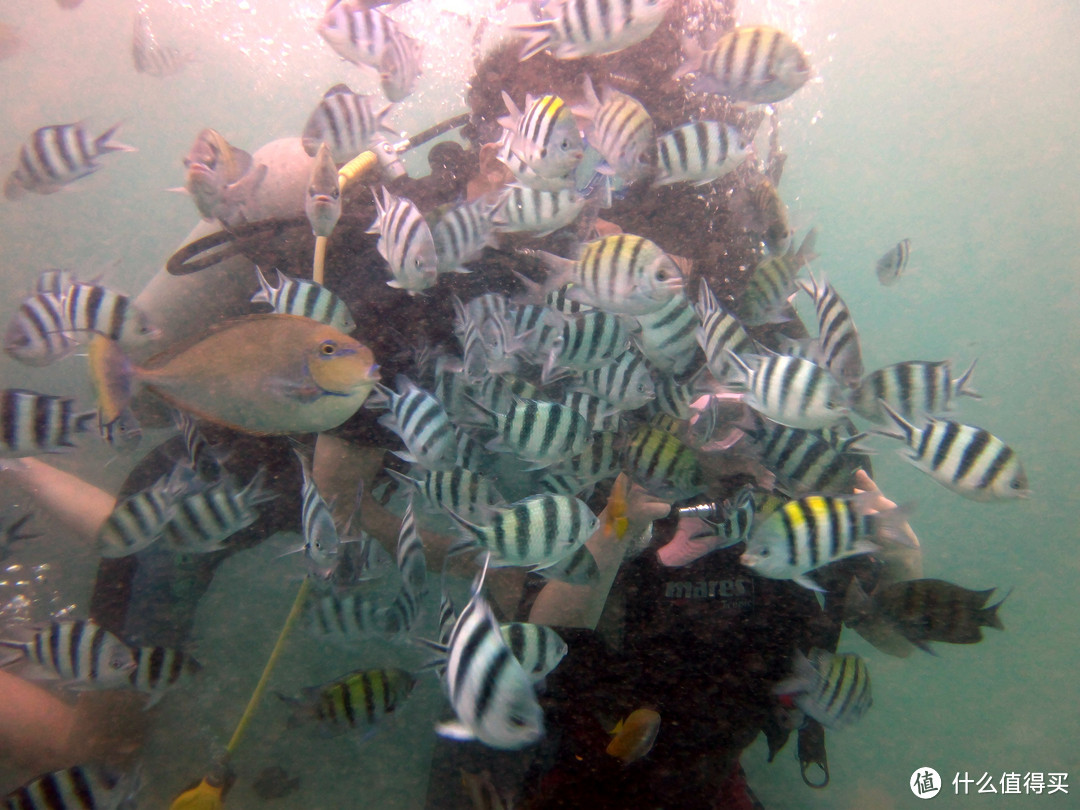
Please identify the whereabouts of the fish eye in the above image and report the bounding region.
[509,714,528,728]
[320,340,338,355]
[560,139,571,150]
[1010,479,1023,489]
[656,268,669,281]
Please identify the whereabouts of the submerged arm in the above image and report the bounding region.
[1,458,115,544]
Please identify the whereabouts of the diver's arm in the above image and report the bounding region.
[1,458,115,544]
[529,477,671,630]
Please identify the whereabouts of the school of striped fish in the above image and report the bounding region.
[0,0,1026,805]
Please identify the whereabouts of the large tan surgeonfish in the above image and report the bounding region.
[90,314,378,435]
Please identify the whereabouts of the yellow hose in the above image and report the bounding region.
[312,150,381,285]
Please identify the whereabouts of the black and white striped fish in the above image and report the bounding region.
[172,410,225,481]
[737,229,817,325]
[797,273,863,388]
[559,390,619,432]
[388,467,505,522]
[655,121,750,187]
[622,424,705,501]
[747,417,869,495]
[498,92,584,182]
[512,0,672,60]
[853,360,979,424]
[775,649,872,730]
[98,407,142,455]
[499,623,568,684]
[677,26,811,104]
[634,291,698,375]
[0,389,96,458]
[378,582,424,635]
[875,239,910,286]
[251,267,355,332]
[395,499,427,598]
[546,311,631,378]
[62,281,158,344]
[695,279,755,383]
[318,0,411,70]
[0,620,135,688]
[741,494,912,590]
[494,184,586,236]
[286,666,417,734]
[876,402,1029,502]
[556,430,621,486]
[475,373,540,415]
[4,292,78,366]
[97,468,182,558]
[436,560,544,750]
[1,765,139,810]
[4,122,135,200]
[433,197,497,274]
[467,396,590,470]
[377,377,459,471]
[379,27,422,102]
[294,449,341,578]
[575,351,655,411]
[533,233,684,316]
[301,83,393,163]
[129,645,202,707]
[162,468,274,553]
[712,485,755,547]
[132,7,193,78]
[728,353,850,430]
[306,590,385,644]
[368,188,438,294]
[447,494,598,570]
[574,77,655,185]
[36,268,76,297]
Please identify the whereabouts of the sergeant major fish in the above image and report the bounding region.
[875,402,1029,502]
[513,0,673,61]
[875,239,910,286]
[796,273,863,388]
[283,667,417,735]
[251,267,356,333]
[0,765,139,810]
[302,84,394,163]
[677,26,811,104]
[655,121,750,187]
[4,122,135,200]
[0,619,135,689]
[774,649,872,729]
[853,359,979,424]
[0,389,96,458]
[728,352,850,430]
[368,188,439,294]
[574,77,656,186]
[498,92,584,182]
[499,623,567,684]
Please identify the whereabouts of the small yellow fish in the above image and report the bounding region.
[606,708,661,764]
[90,315,378,435]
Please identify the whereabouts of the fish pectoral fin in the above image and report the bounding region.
[266,376,324,403]
[436,720,477,742]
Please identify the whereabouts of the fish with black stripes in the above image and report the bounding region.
[61,281,159,344]
[4,121,135,200]
[634,291,699,375]
[464,396,590,470]
[318,0,413,73]
[132,6,193,78]
[0,764,139,810]
[622,423,705,501]
[301,83,394,163]
[530,233,684,316]
[655,121,750,187]
[388,467,506,523]
[447,494,598,571]
[574,77,656,185]
[172,410,226,481]
[677,26,811,104]
[162,468,275,553]
[251,267,355,333]
[291,449,342,578]
[97,466,185,557]
[677,485,757,548]
[379,26,422,102]
[434,558,545,749]
[853,359,979,425]
[574,351,655,411]
[499,623,568,684]
[740,493,914,590]
[0,389,96,458]
[544,311,631,380]
[368,187,439,294]
[727,352,850,430]
[433,197,497,274]
[282,666,417,736]
[5,290,78,366]
[695,280,755,382]
[744,416,869,496]
[774,649,872,729]
[875,402,1029,501]
[494,184,586,236]
[796,272,863,388]
[0,619,135,689]
[512,0,672,60]
[498,92,584,182]
[376,376,460,471]
[129,645,202,707]
[305,590,385,644]
[737,229,817,325]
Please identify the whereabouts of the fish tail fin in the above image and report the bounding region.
[510,22,555,62]
[980,587,1012,631]
[88,335,135,427]
[95,122,137,154]
[954,358,982,401]
[874,399,916,444]
[250,265,279,306]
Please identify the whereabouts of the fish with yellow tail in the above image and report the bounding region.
[89,315,379,436]
[606,708,661,764]
[604,473,631,539]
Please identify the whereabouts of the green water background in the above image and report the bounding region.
[0,0,1077,807]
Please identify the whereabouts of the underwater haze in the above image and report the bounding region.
[1,0,1078,808]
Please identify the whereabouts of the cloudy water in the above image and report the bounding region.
[0,0,1076,808]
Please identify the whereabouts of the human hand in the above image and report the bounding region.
[657,516,729,567]
[852,469,920,548]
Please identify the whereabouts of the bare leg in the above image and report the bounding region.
[1,459,115,545]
